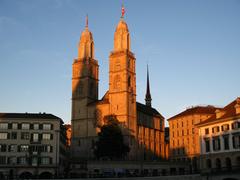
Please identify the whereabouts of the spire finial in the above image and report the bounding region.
[86,14,88,28]
[121,1,125,18]
[145,64,152,107]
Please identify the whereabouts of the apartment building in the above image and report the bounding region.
[0,113,67,179]
[197,97,240,174]
[168,106,218,173]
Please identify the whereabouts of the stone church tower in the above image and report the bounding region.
[109,18,137,136]
[108,18,137,157]
[71,17,99,159]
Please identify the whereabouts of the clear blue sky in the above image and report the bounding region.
[0,0,239,124]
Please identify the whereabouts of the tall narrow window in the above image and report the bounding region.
[223,135,229,150]
[128,76,131,87]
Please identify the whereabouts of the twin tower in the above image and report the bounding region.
[71,15,155,160]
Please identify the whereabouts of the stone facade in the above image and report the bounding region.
[0,113,67,179]
[71,16,166,161]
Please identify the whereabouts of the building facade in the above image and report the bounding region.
[197,97,240,174]
[71,14,166,161]
[168,106,218,172]
[0,113,67,179]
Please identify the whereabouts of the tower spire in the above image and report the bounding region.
[145,64,152,107]
[85,14,88,28]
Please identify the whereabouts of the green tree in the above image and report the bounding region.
[94,115,130,159]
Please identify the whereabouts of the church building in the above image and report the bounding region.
[71,10,166,161]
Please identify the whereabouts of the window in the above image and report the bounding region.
[11,132,17,139]
[0,156,6,164]
[212,137,221,151]
[0,123,8,129]
[223,135,229,150]
[205,138,210,152]
[41,157,50,165]
[18,157,27,165]
[42,133,51,140]
[182,130,184,136]
[232,134,240,149]
[232,122,240,129]
[12,123,18,130]
[32,157,38,166]
[22,123,30,130]
[20,145,29,152]
[222,124,229,131]
[33,124,39,130]
[43,145,52,153]
[8,145,16,152]
[43,124,51,130]
[0,144,7,152]
[33,133,39,142]
[0,133,8,140]
[212,126,220,133]
[8,156,16,165]
[192,128,194,134]
[205,128,209,135]
[128,76,131,87]
[21,132,30,140]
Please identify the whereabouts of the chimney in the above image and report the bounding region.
[235,97,240,114]
[215,109,224,119]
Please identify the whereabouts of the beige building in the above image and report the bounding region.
[0,113,67,179]
[168,106,218,172]
[71,15,166,162]
[196,97,240,174]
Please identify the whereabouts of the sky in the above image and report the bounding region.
[0,0,239,125]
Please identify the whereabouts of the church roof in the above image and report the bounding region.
[168,105,218,121]
[0,113,61,120]
[137,102,164,119]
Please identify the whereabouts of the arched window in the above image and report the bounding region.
[206,159,212,168]
[225,157,232,171]
[216,158,221,170]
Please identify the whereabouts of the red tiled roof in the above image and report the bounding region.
[196,97,240,126]
[168,105,218,121]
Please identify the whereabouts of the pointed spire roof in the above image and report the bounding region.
[145,65,152,107]
[78,15,94,59]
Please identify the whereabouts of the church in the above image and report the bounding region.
[71,10,166,161]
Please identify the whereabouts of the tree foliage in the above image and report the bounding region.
[94,115,130,159]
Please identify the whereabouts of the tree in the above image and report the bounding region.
[94,115,130,159]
